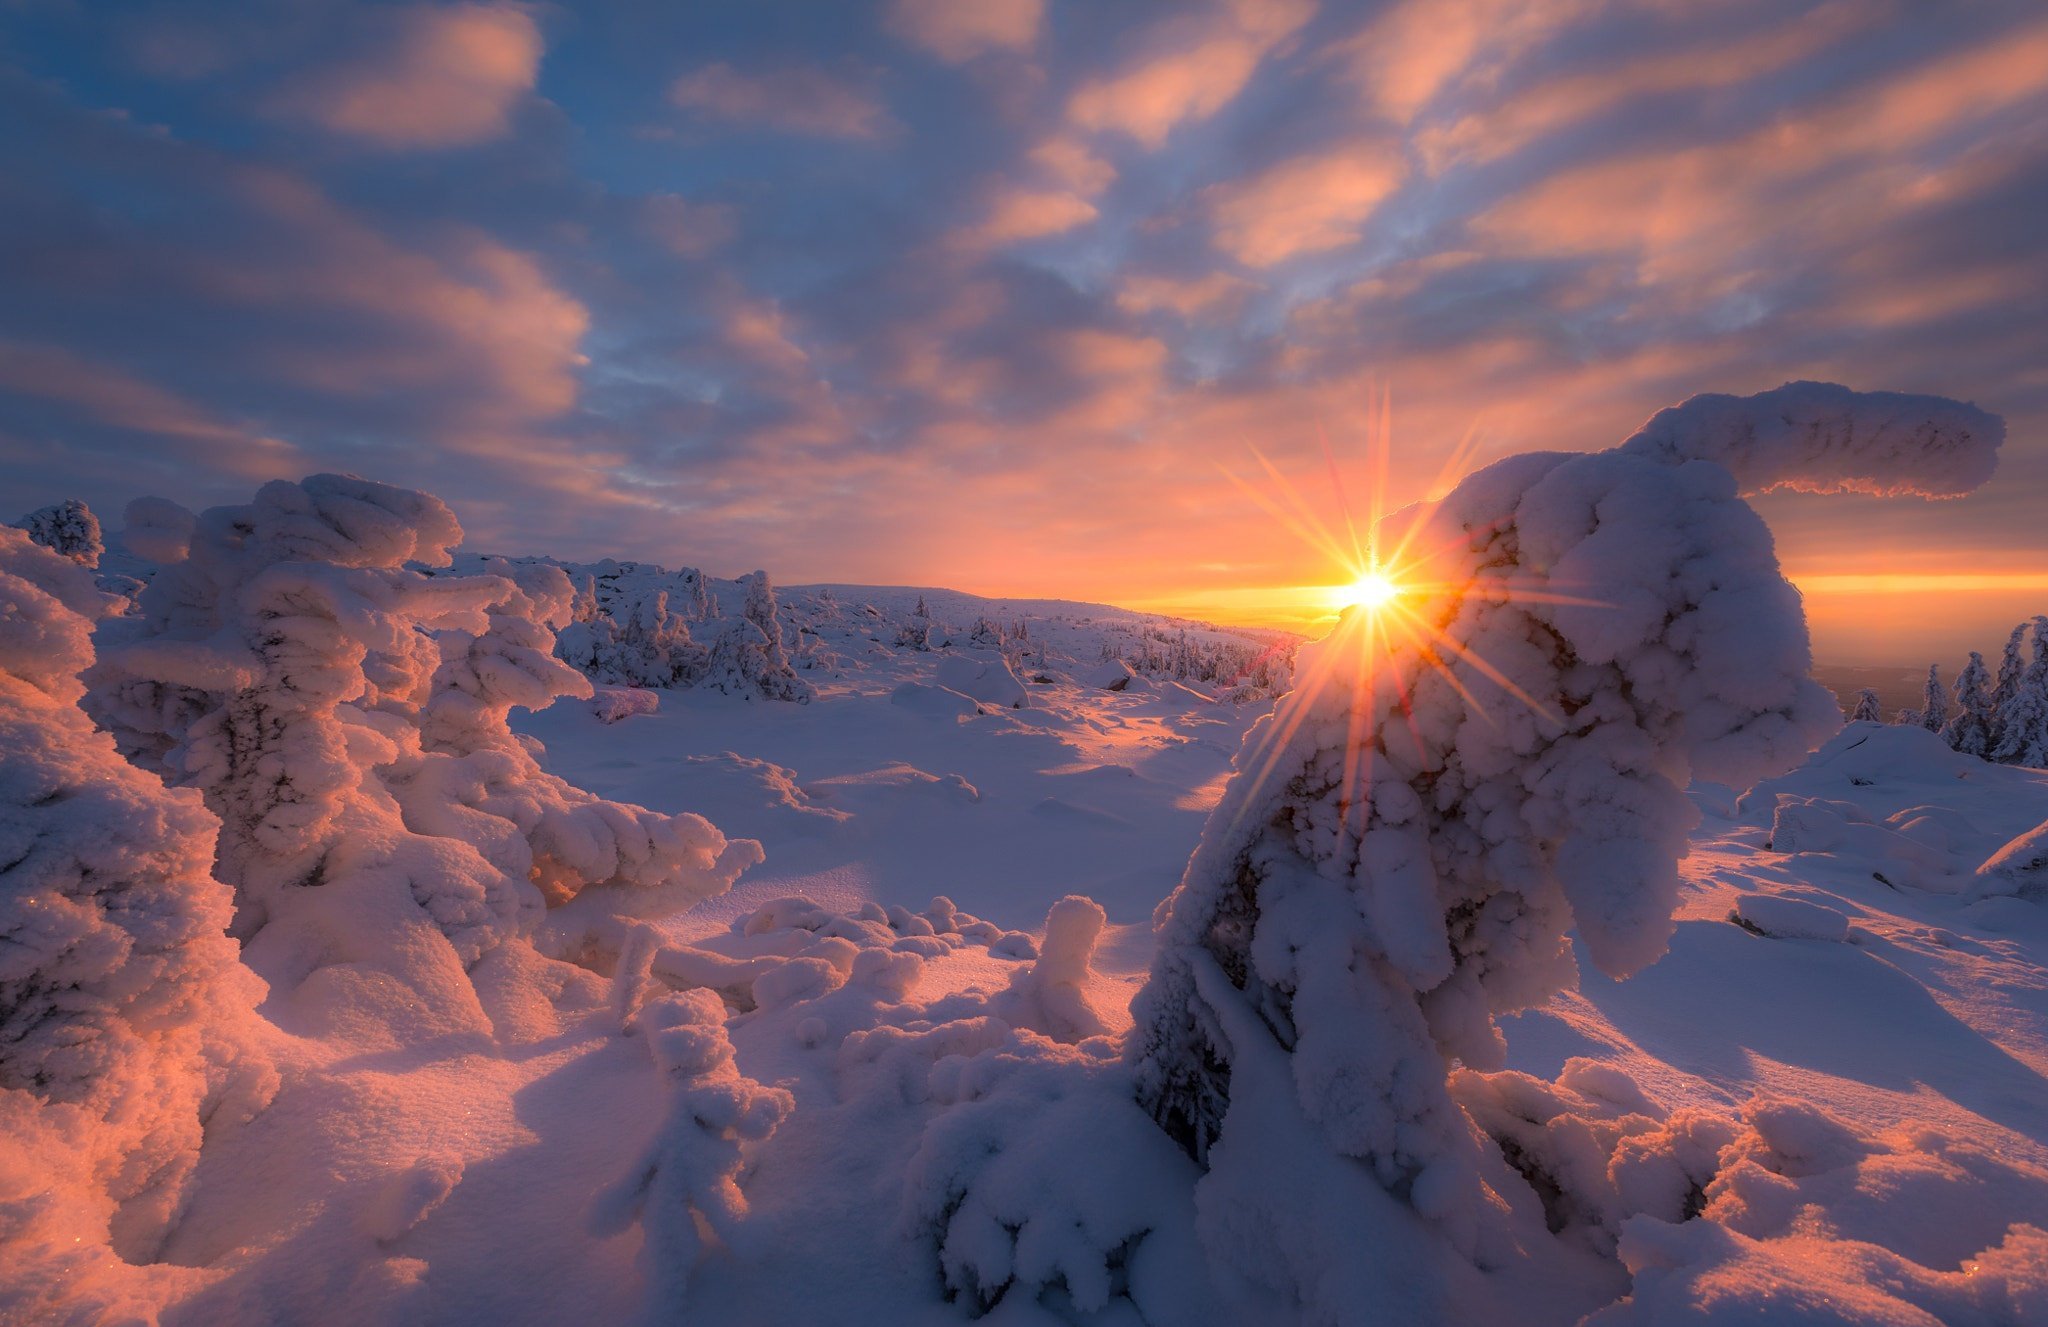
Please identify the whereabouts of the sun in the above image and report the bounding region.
[1338,569,1404,613]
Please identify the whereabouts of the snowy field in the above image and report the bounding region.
[9,382,2048,1325]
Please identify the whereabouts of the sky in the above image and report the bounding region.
[1,0,2044,666]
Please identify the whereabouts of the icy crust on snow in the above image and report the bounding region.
[79,475,760,1036]
[1125,382,1997,1320]
[0,529,274,1321]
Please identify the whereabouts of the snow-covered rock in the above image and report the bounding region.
[935,652,1029,709]
[1081,658,1136,691]
[1732,894,1851,942]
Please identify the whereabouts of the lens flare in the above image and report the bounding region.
[1339,569,1403,613]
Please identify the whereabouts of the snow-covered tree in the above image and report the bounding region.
[895,617,933,651]
[1943,651,1995,756]
[695,572,813,703]
[1992,619,2048,768]
[11,497,103,567]
[0,527,273,1312]
[1848,688,1884,723]
[1992,621,2029,704]
[1126,381,1999,1317]
[969,615,1005,650]
[557,583,708,689]
[914,593,929,619]
[1917,663,1948,733]
[81,475,761,1036]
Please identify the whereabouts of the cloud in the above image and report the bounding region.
[1115,271,1259,319]
[277,3,543,149]
[6,0,2048,666]
[1334,0,1604,125]
[1475,18,2048,282]
[1067,0,1315,147]
[1410,2,1881,172]
[954,187,1100,251]
[669,62,894,139]
[887,0,1042,63]
[1206,142,1407,267]
[640,193,737,259]
[0,340,302,480]
[1028,136,1116,195]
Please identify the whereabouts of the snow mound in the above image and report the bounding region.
[1732,894,1851,942]
[888,680,979,718]
[936,653,1030,709]
[1081,658,1136,691]
[590,685,660,724]
[1973,819,2048,901]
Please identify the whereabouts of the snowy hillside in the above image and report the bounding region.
[6,383,2047,1326]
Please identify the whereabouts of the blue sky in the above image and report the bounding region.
[2,0,2045,661]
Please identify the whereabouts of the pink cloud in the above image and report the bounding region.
[1413,2,1881,171]
[670,62,894,139]
[1067,0,1315,148]
[278,3,542,149]
[1206,142,1407,267]
[1332,0,1604,125]
[0,341,302,479]
[195,169,590,425]
[1028,136,1117,196]
[1115,270,1260,319]
[1476,18,2048,283]
[887,0,1043,63]
[952,187,1100,251]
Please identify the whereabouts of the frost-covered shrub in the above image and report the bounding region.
[1127,382,2001,1316]
[81,475,759,1037]
[12,497,103,566]
[0,528,272,1314]
[592,982,793,1312]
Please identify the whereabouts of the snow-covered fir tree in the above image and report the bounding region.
[12,497,103,567]
[1943,651,1995,757]
[1849,687,1884,723]
[1991,618,2048,767]
[1992,617,2037,755]
[1917,663,1948,732]
[1124,381,1997,1319]
[698,571,812,703]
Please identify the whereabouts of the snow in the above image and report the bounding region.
[1731,893,1851,942]
[7,384,2048,1325]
